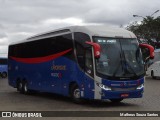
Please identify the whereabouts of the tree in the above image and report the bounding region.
[126,16,160,48]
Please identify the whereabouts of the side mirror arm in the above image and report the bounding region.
[139,43,154,59]
[85,41,101,59]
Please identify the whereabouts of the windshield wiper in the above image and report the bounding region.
[122,51,138,77]
[113,52,124,77]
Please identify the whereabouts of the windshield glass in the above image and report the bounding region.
[93,37,144,80]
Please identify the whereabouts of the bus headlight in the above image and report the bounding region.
[96,82,111,91]
[137,84,144,90]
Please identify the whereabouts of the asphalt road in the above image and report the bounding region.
[0,77,160,120]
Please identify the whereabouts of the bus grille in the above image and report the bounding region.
[111,87,136,91]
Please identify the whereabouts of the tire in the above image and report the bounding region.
[23,81,29,94]
[151,71,156,79]
[110,99,123,103]
[23,81,36,94]
[70,84,82,103]
[17,81,23,93]
[2,72,7,78]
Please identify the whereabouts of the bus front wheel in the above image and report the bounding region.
[71,84,82,103]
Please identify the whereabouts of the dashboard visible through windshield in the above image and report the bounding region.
[93,37,145,80]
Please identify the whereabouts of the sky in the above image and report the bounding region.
[0,0,160,57]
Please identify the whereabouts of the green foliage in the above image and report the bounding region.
[126,16,160,45]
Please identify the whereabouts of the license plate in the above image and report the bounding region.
[121,93,129,97]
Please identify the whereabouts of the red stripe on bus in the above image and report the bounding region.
[10,48,72,64]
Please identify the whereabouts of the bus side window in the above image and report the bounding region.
[76,43,85,70]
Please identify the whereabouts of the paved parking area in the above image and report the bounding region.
[0,77,160,119]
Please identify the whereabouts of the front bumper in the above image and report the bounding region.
[100,89,144,99]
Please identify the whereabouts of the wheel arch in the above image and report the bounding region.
[69,81,79,96]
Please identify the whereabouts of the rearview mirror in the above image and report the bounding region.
[139,43,154,60]
[85,41,101,59]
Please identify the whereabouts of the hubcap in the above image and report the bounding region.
[2,73,6,78]
[73,89,80,99]
[19,83,22,90]
[24,83,27,92]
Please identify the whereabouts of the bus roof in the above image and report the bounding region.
[10,25,136,45]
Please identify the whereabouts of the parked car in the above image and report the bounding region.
[146,49,160,78]
[146,61,160,79]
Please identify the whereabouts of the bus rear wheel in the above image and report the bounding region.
[23,81,29,94]
[70,84,82,103]
[110,99,123,103]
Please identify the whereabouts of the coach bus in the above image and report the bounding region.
[8,26,154,103]
[0,58,8,78]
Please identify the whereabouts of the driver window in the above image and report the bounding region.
[85,49,94,77]
[74,32,94,77]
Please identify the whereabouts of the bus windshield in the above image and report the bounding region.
[93,37,145,80]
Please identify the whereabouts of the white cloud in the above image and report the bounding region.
[7,32,34,44]
[13,32,33,36]
[42,18,84,26]
[0,45,8,58]
[0,37,8,45]
[0,0,160,58]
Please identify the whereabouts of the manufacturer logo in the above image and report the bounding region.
[124,82,127,86]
